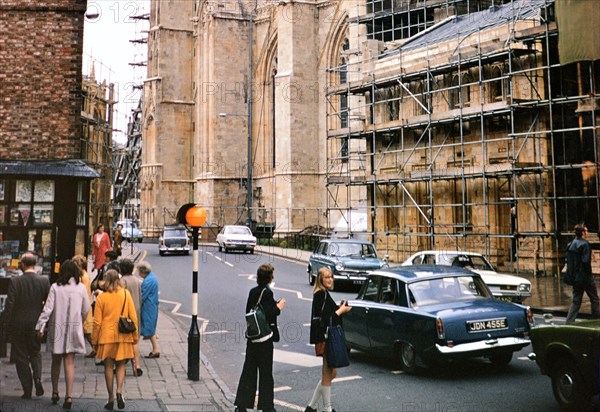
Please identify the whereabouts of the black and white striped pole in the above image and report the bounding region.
[177,203,207,381]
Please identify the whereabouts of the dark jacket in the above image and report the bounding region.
[3,270,50,339]
[566,236,592,285]
[246,285,281,342]
[309,289,341,344]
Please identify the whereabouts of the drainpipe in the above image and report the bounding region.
[246,0,257,229]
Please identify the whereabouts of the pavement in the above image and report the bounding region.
[1,244,596,412]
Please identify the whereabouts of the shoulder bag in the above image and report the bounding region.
[325,316,350,368]
[245,288,273,343]
[311,290,328,342]
[118,290,137,334]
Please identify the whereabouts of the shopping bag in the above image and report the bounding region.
[325,318,349,368]
[245,288,273,343]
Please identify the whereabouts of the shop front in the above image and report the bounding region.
[0,160,99,280]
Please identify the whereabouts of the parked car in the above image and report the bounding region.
[344,265,533,373]
[113,220,144,242]
[216,225,256,253]
[158,225,190,256]
[529,318,600,411]
[307,239,388,286]
[402,250,531,303]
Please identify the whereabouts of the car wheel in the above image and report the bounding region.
[551,358,589,411]
[489,351,512,367]
[399,343,417,373]
[218,244,222,252]
[308,267,315,285]
[159,251,164,256]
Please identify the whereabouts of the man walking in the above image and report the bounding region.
[565,223,600,324]
[2,252,50,398]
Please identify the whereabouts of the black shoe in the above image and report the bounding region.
[104,400,114,410]
[305,407,317,412]
[116,393,125,410]
[136,368,143,377]
[234,407,247,412]
[21,393,32,399]
[34,378,44,396]
[63,396,73,410]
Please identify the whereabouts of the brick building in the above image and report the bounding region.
[0,0,97,277]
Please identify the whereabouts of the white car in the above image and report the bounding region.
[402,250,531,303]
[114,220,144,242]
[216,225,256,254]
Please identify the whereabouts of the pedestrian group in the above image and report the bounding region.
[2,239,161,410]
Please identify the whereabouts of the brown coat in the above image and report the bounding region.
[91,287,138,345]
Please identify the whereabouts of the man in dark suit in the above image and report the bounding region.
[3,252,50,399]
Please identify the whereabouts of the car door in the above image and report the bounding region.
[367,277,409,356]
[345,275,381,351]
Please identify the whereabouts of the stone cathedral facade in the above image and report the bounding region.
[141,0,348,237]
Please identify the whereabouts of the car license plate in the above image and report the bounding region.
[466,318,507,333]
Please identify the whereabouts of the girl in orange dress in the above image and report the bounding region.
[92,269,138,410]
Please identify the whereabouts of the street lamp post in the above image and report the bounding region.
[177,203,207,381]
[218,112,252,227]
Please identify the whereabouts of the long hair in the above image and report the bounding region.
[56,259,81,286]
[103,269,122,292]
[71,254,88,271]
[313,267,333,294]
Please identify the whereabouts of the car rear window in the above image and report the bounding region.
[165,229,186,237]
[408,276,490,307]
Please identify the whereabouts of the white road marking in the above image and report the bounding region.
[159,299,181,314]
[333,375,363,383]
[273,349,323,367]
[274,386,292,392]
[274,399,304,411]
[271,285,312,301]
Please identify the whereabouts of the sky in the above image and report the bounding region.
[82,1,151,144]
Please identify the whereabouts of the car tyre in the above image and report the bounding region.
[308,267,315,285]
[218,244,222,252]
[489,351,512,367]
[551,357,589,411]
[159,251,164,256]
[399,342,417,374]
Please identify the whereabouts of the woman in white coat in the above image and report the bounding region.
[36,259,91,410]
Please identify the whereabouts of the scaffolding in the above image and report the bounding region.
[325,0,599,275]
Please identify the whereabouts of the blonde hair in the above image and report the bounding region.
[313,267,333,294]
[71,254,88,271]
[103,269,122,292]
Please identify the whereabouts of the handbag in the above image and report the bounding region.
[245,288,273,343]
[118,290,137,334]
[325,317,350,368]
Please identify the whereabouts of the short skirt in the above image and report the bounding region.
[96,342,134,362]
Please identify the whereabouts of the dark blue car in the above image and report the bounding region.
[344,265,533,372]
